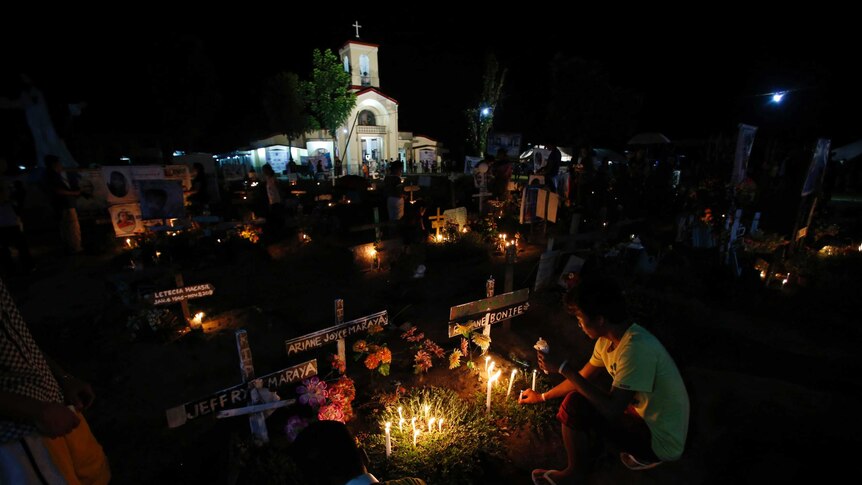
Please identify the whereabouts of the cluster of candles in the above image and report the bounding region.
[382,404,447,457]
[482,356,538,413]
[381,357,544,459]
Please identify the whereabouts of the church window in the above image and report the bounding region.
[358,110,376,126]
[359,54,370,86]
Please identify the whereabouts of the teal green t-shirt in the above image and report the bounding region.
[589,323,690,461]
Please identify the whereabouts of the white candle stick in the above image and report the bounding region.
[413,428,420,446]
[428,417,435,432]
[487,369,502,412]
[424,404,430,420]
[398,406,404,422]
[385,422,392,458]
[411,417,416,432]
[532,369,537,391]
[488,361,496,381]
[438,418,443,432]
[399,417,405,433]
[506,369,517,398]
[485,355,490,374]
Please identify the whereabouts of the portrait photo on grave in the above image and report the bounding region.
[139,180,185,220]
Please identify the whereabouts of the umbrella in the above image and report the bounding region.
[627,132,671,145]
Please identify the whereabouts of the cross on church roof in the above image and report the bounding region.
[353,21,362,38]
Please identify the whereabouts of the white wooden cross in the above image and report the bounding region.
[353,21,362,38]
[165,330,318,445]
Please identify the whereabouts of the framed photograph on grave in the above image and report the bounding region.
[101,166,137,204]
[139,180,186,220]
[109,203,144,236]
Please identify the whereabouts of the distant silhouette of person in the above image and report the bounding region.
[186,162,207,214]
[0,158,33,273]
[107,171,128,198]
[544,143,562,192]
[42,155,81,253]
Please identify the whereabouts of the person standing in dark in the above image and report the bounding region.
[545,144,562,193]
[186,162,208,215]
[41,155,81,254]
[492,148,513,201]
[0,158,33,273]
[384,161,404,224]
[334,157,342,177]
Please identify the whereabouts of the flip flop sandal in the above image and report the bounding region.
[531,469,559,485]
[620,452,662,471]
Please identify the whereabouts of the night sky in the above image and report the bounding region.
[3,12,860,163]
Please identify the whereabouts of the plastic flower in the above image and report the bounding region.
[353,340,368,353]
[414,350,433,374]
[297,377,328,408]
[377,346,392,364]
[422,339,446,359]
[449,349,463,369]
[472,333,491,352]
[318,403,346,423]
[461,338,469,357]
[328,376,356,405]
[452,324,470,338]
[329,353,346,375]
[401,326,425,343]
[364,352,381,370]
[285,415,310,442]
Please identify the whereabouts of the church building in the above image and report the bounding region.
[227,32,440,177]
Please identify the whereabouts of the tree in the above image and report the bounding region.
[262,71,309,160]
[302,49,356,154]
[466,54,507,157]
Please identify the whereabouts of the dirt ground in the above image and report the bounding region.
[7,194,860,484]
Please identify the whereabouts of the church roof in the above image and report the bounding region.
[355,87,398,104]
[341,39,380,49]
[413,134,438,142]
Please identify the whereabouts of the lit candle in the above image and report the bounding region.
[484,356,490,375]
[411,417,416,432]
[398,406,404,423]
[428,417,435,432]
[488,361,495,380]
[487,369,501,412]
[385,422,392,458]
[424,404,430,420]
[413,428,420,446]
[506,369,517,398]
[532,369,537,391]
[438,418,443,432]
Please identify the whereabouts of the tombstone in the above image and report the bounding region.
[443,207,468,232]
